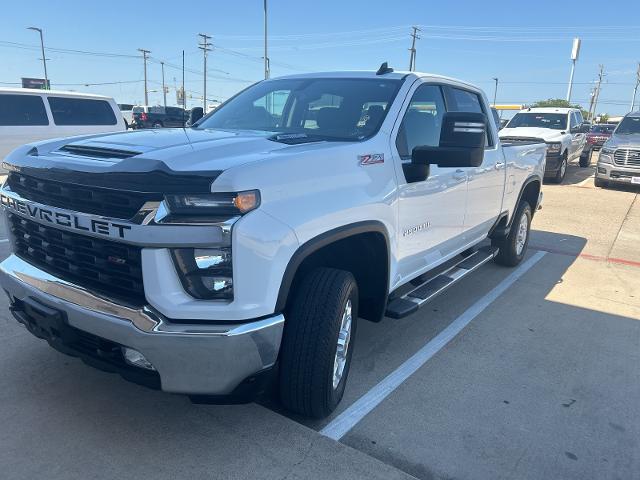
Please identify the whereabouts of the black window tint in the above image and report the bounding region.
[0,94,48,126]
[446,87,483,113]
[48,97,117,126]
[396,85,446,159]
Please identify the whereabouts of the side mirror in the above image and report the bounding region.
[580,123,590,133]
[411,112,486,168]
[188,107,204,126]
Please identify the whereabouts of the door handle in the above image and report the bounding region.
[453,169,467,181]
[495,162,505,170]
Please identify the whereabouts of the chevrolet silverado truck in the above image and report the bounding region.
[500,107,588,182]
[0,67,545,418]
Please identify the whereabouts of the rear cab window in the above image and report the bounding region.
[0,94,49,126]
[47,97,117,126]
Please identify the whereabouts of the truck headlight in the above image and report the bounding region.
[171,247,233,300]
[164,190,260,217]
[546,142,561,154]
[599,147,615,164]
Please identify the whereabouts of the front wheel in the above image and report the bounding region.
[493,201,532,267]
[552,153,568,183]
[279,268,358,418]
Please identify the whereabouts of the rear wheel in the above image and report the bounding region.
[279,268,358,418]
[493,201,532,267]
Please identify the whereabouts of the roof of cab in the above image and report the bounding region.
[520,107,577,114]
[0,87,113,100]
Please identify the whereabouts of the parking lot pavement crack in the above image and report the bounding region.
[607,193,638,260]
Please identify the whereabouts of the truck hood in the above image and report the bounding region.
[500,127,567,142]
[3,128,353,191]
[605,133,640,149]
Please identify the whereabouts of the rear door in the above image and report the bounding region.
[392,82,468,284]
[443,86,505,240]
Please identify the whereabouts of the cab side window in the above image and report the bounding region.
[570,112,579,131]
[444,86,492,146]
[396,85,446,160]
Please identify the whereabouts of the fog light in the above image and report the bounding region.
[598,167,606,174]
[122,347,155,370]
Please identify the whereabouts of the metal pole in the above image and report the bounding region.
[198,34,212,111]
[408,26,420,71]
[264,0,269,79]
[161,62,166,108]
[27,27,48,88]
[182,50,186,124]
[138,49,150,105]
[566,59,576,102]
[631,63,640,112]
[492,77,499,106]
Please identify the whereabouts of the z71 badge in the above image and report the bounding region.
[359,153,384,166]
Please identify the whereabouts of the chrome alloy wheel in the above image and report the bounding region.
[515,212,529,256]
[560,157,567,178]
[333,299,353,389]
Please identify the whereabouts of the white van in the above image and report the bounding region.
[0,88,126,164]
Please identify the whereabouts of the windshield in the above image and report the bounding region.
[507,112,568,130]
[615,116,640,135]
[591,125,615,134]
[196,78,402,141]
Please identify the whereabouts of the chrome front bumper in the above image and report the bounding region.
[596,162,640,184]
[0,255,284,395]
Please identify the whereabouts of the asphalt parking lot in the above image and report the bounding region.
[1,154,639,480]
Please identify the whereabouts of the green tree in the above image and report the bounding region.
[528,98,589,119]
[598,113,610,124]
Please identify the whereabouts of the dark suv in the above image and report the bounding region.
[131,106,186,129]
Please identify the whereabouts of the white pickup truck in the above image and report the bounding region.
[500,107,588,182]
[0,66,545,418]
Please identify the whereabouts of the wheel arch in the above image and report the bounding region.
[490,175,541,238]
[275,221,391,323]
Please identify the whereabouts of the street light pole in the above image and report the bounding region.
[492,77,499,106]
[264,0,269,79]
[27,27,48,88]
[161,61,167,108]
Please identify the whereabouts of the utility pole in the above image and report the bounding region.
[631,62,640,112]
[161,62,167,108]
[408,26,421,72]
[198,33,212,111]
[566,38,581,102]
[591,64,605,122]
[138,48,150,105]
[27,27,48,88]
[587,86,596,121]
[492,77,499,106]
[264,0,270,79]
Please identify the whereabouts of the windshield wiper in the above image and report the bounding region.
[268,133,353,145]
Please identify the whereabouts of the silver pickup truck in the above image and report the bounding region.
[596,111,640,187]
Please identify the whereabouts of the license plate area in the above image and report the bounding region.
[631,177,640,185]
[10,297,77,344]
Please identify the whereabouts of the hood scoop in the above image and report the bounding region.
[59,144,141,160]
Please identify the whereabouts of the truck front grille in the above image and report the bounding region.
[614,148,640,168]
[7,172,160,220]
[8,213,145,304]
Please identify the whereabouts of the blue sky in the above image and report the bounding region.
[2,0,639,116]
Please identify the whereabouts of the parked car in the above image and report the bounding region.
[580,124,616,165]
[117,103,135,129]
[131,105,186,129]
[500,107,588,181]
[0,88,125,166]
[595,111,640,188]
[0,68,546,418]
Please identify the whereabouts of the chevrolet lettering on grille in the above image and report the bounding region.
[0,194,132,239]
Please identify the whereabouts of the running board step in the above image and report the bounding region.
[385,245,498,319]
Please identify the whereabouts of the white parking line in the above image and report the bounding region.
[320,250,547,441]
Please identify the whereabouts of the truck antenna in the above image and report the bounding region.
[376,62,394,75]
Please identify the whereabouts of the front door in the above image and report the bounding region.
[393,83,468,286]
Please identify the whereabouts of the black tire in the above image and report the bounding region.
[552,152,568,183]
[152,121,163,128]
[594,176,608,188]
[279,268,358,418]
[579,151,590,168]
[493,201,532,267]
